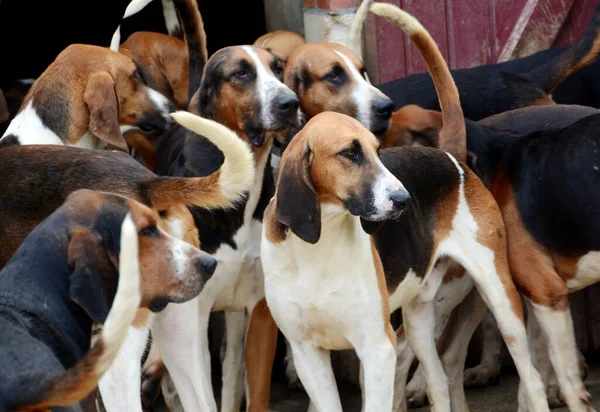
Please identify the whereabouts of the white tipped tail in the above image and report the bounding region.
[171,111,256,205]
[110,0,156,51]
[348,0,374,57]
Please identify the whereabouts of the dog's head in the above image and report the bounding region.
[193,45,301,156]
[64,189,214,323]
[284,42,394,135]
[253,30,307,63]
[275,112,410,244]
[55,45,176,150]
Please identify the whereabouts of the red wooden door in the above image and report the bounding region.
[367,0,598,85]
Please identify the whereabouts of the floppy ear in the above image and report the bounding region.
[68,227,119,324]
[275,141,321,244]
[83,71,129,152]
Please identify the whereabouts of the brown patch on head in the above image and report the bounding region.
[254,30,306,62]
[380,105,442,148]
[197,46,291,161]
[120,31,189,109]
[284,42,365,119]
[489,169,568,311]
[245,299,279,412]
[25,44,172,148]
[275,112,383,243]
[372,239,396,347]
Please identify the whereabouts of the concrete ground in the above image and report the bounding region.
[266,360,600,412]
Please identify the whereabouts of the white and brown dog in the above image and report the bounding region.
[1,43,175,151]
[261,3,550,412]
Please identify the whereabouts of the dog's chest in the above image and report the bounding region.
[263,213,386,350]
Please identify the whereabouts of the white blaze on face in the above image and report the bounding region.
[146,87,173,119]
[242,45,295,129]
[372,158,407,217]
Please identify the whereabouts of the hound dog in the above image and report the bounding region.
[370,1,600,121]
[0,188,210,410]
[262,4,550,412]
[377,104,598,409]
[253,30,306,63]
[0,43,175,151]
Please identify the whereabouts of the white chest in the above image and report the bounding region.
[262,207,387,350]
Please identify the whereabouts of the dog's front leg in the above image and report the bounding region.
[392,325,415,412]
[152,295,218,412]
[99,310,153,412]
[221,310,248,412]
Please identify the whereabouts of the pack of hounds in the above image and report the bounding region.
[1,0,600,411]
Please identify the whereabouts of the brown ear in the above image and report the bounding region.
[68,227,119,324]
[83,72,129,152]
[381,105,442,148]
[275,140,320,244]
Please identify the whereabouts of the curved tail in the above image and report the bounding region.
[370,3,466,162]
[524,2,600,94]
[171,0,208,107]
[162,0,183,39]
[149,111,255,210]
[348,0,374,57]
[24,214,142,410]
[109,0,154,51]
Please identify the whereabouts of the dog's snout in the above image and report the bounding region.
[274,93,300,115]
[390,189,411,209]
[200,256,218,277]
[373,98,394,118]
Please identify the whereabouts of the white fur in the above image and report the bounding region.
[242,46,297,130]
[1,101,63,144]
[262,202,396,411]
[162,0,181,36]
[171,111,255,206]
[371,159,407,218]
[565,251,600,291]
[388,269,421,311]
[335,50,373,130]
[147,87,173,118]
[110,0,154,51]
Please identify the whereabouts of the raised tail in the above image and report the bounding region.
[172,0,208,107]
[109,0,155,51]
[162,0,183,39]
[370,3,466,162]
[148,111,255,210]
[524,2,600,94]
[348,0,374,57]
[23,214,142,410]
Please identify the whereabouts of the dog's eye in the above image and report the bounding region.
[139,225,160,237]
[342,148,356,159]
[326,72,340,82]
[235,70,249,79]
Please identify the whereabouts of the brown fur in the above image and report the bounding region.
[245,299,279,412]
[21,44,171,150]
[123,129,158,171]
[253,30,306,62]
[284,42,365,120]
[372,240,396,346]
[490,170,569,311]
[380,104,442,148]
[120,32,189,110]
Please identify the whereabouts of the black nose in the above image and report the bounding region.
[390,189,411,209]
[274,93,300,115]
[373,98,394,118]
[201,257,217,276]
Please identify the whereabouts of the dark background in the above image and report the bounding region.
[0,0,268,90]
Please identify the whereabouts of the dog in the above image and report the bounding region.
[378,103,599,408]
[0,43,175,151]
[253,30,306,63]
[0,110,253,270]
[261,4,551,412]
[367,1,600,121]
[0,188,210,410]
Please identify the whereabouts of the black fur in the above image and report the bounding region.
[0,192,128,410]
[363,147,461,292]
